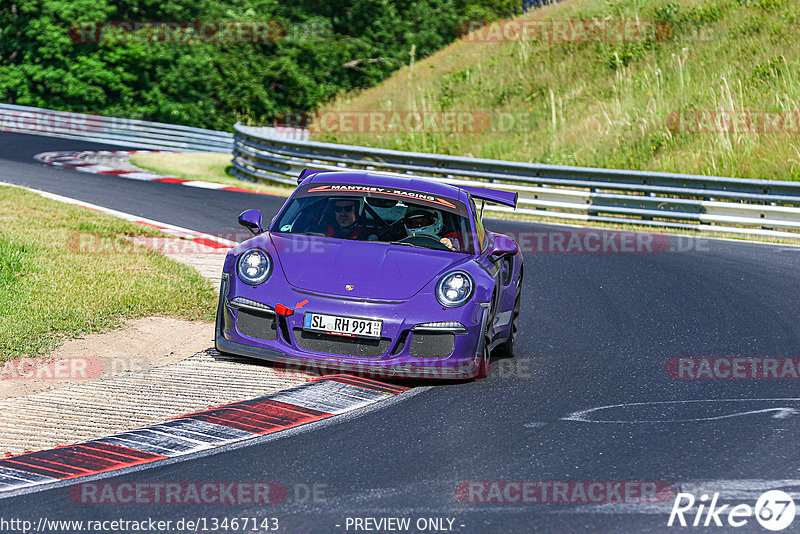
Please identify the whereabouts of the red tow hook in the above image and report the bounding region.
[275,303,294,316]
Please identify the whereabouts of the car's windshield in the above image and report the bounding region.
[271,183,475,254]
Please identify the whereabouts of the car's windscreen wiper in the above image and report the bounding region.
[389,241,427,249]
[291,231,327,237]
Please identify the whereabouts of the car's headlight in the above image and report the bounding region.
[436,271,474,307]
[236,248,272,286]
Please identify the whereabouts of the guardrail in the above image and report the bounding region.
[0,103,233,152]
[7,102,800,240]
[233,123,800,240]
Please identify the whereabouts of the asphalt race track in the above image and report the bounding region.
[2,132,800,533]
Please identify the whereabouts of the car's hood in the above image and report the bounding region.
[270,234,466,300]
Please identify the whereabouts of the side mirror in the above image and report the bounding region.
[489,235,518,260]
[238,209,263,235]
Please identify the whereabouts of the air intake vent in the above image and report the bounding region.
[237,310,277,341]
[409,332,455,358]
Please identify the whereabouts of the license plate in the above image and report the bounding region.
[303,312,382,339]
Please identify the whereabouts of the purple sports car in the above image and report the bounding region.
[215,169,522,379]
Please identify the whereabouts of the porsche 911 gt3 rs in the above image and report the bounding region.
[215,169,522,379]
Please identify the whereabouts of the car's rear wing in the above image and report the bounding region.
[458,185,518,208]
[297,168,334,184]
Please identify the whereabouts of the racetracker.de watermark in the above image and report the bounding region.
[69,482,327,505]
[274,111,490,134]
[0,357,104,380]
[66,233,233,255]
[667,358,800,379]
[66,232,326,255]
[499,230,709,254]
[0,110,131,136]
[69,21,284,44]
[456,481,674,504]
[461,19,670,43]
[271,358,534,380]
[668,110,800,135]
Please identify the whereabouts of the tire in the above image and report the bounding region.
[496,289,521,359]
[476,335,491,379]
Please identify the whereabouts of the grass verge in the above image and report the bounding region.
[314,0,800,182]
[0,186,217,361]
[130,152,294,197]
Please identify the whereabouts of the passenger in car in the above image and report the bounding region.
[404,208,462,252]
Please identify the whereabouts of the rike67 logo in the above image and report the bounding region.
[668,490,796,531]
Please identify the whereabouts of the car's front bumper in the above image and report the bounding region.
[215,274,486,380]
[215,336,480,379]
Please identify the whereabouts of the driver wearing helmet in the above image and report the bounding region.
[404,208,460,252]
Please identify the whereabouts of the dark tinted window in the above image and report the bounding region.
[271,184,474,253]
